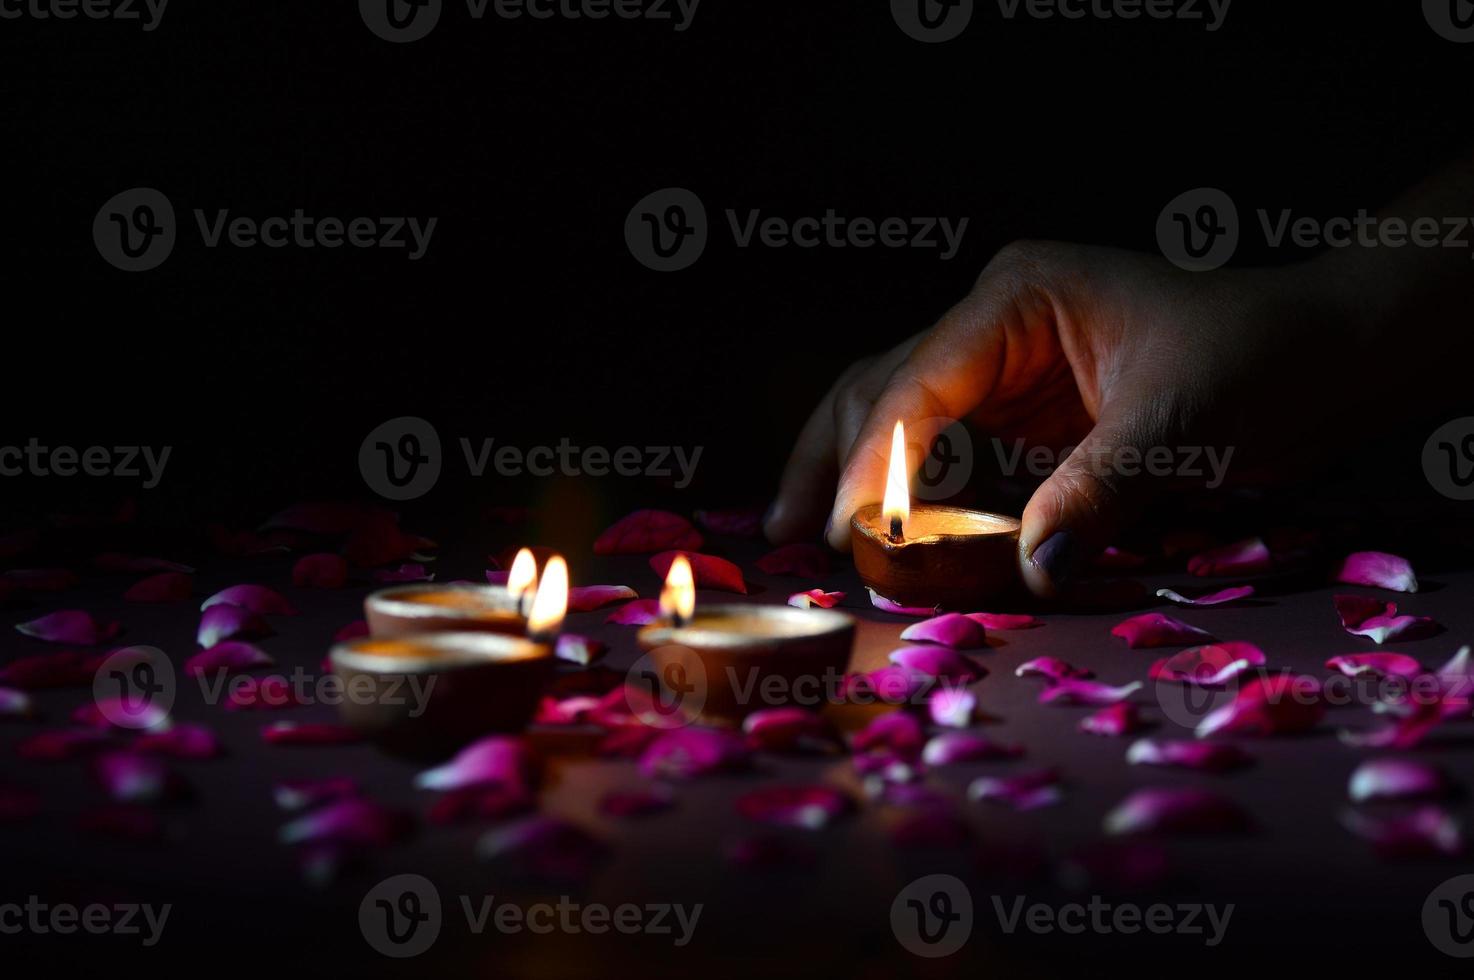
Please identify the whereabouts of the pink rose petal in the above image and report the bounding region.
[292,553,349,589]
[649,551,747,594]
[414,735,529,792]
[968,770,1062,811]
[965,612,1041,631]
[279,797,412,847]
[74,697,171,733]
[1039,679,1143,707]
[201,584,299,616]
[606,599,662,626]
[134,724,221,759]
[334,620,369,642]
[1104,787,1252,835]
[599,786,676,818]
[1334,595,1440,645]
[0,687,34,720]
[928,688,977,728]
[1338,697,1447,750]
[568,585,638,612]
[888,646,984,682]
[1325,653,1424,680]
[17,728,112,761]
[742,708,840,753]
[840,665,934,706]
[427,784,536,825]
[1079,703,1148,737]
[922,732,1024,766]
[1015,657,1093,681]
[1349,758,1450,803]
[1340,806,1463,858]
[344,513,434,568]
[900,613,988,650]
[184,641,274,677]
[1196,674,1324,738]
[1111,613,1215,649]
[1126,738,1252,772]
[852,711,925,758]
[225,676,303,711]
[1148,642,1266,687]
[15,610,120,646]
[260,721,363,745]
[123,572,192,603]
[595,510,704,555]
[736,784,852,829]
[1156,585,1256,607]
[273,777,359,811]
[755,543,830,578]
[1187,537,1273,577]
[639,728,751,780]
[866,589,938,617]
[197,604,273,648]
[476,817,607,878]
[854,751,922,784]
[0,650,106,689]
[554,633,607,666]
[93,752,183,803]
[1333,551,1418,593]
[787,589,845,609]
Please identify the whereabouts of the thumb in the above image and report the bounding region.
[1017,408,1168,598]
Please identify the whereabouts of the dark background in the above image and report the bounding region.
[1,2,1467,535]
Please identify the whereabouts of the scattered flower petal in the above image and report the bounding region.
[476,816,607,878]
[94,752,182,803]
[595,510,703,555]
[1015,657,1093,681]
[900,613,988,650]
[1111,613,1215,649]
[736,785,852,829]
[0,687,34,720]
[1187,537,1272,577]
[787,589,845,609]
[123,572,192,603]
[928,688,977,728]
[568,585,638,612]
[606,599,662,626]
[742,708,839,753]
[1039,679,1143,707]
[755,543,830,578]
[202,584,299,616]
[292,553,349,589]
[74,697,170,733]
[922,732,1024,765]
[1196,674,1324,738]
[1148,642,1266,687]
[1156,585,1255,607]
[15,610,120,646]
[840,665,934,705]
[852,711,925,758]
[414,736,529,792]
[184,641,274,677]
[225,676,303,711]
[965,612,1042,631]
[1104,787,1252,835]
[134,724,221,759]
[1333,552,1418,593]
[273,777,359,811]
[197,604,272,648]
[888,646,984,682]
[260,721,362,745]
[639,728,751,780]
[1340,806,1463,858]
[866,589,937,617]
[649,551,747,594]
[1325,653,1424,680]
[1079,703,1148,737]
[554,634,606,666]
[1334,595,1440,645]
[1126,738,1252,772]
[599,787,675,818]
[279,798,412,847]
[968,770,1062,810]
[1349,758,1450,803]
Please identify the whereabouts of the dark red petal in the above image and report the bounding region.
[1156,585,1255,607]
[638,728,751,780]
[599,786,676,818]
[124,572,193,603]
[279,797,413,847]
[742,708,840,753]
[293,553,349,589]
[1079,703,1149,737]
[968,770,1063,810]
[476,817,607,878]
[695,508,764,538]
[334,620,370,642]
[17,728,112,761]
[649,551,748,594]
[1148,642,1266,687]
[568,585,638,612]
[1340,806,1463,858]
[0,651,106,690]
[1126,738,1253,772]
[1104,787,1252,835]
[787,589,845,609]
[134,724,221,759]
[343,513,434,568]
[224,676,303,712]
[1324,653,1424,680]
[736,784,852,829]
[888,646,984,682]
[93,751,184,803]
[755,543,831,578]
[595,510,703,556]
[852,711,925,758]
[1187,537,1273,577]
[606,599,662,626]
[922,732,1023,765]
[15,610,120,646]
[1196,674,1324,737]
[1015,657,1093,681]
[184,641,274,677]
[966,612,1042,631]
[723,834,818,869]
[1110,613,1215,649]
[1349,758,1450,802]
[260,721,362,745]
[1038,679,1143,707]
[202,584,299,616]
[427,784,536,825]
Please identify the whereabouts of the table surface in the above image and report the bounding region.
[3,532,1473,978]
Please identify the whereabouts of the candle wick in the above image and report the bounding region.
[889,515,903,543]
[673,612,691,629]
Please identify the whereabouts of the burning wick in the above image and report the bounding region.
[882,419,910,544]
[526,556,568,644]
[660,554,696,629]
[507,547,538,618]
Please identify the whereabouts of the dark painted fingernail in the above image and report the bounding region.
[1031,530,1080,587]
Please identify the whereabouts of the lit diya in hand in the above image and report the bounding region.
[851,421,1021,609]
[335,553,569,754]
[636,555,856,725]
[364,547,542,637]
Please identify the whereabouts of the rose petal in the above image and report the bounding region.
[197,604,273,648]
[554,634,607,666]
[279,798,412,847]
[1039,679,1143,707]
[1015,657,1093,681]
[485,570,510,585]
[1104,787,1252,835]
[755,543,830,578]
[1111,613,1215,649]
[695,507,764,538]
[854,751,922,784]
[888,646,984,682]
[1324,653,1424,680]
[134,724,221,759]
[123,572,192,603]
[742,708,840,753]
[15,610,120,646]
[94,752,182,803]
[74,697,171,733]
[599,787,676,818]
[922,732,1024,766]
[414,735,529,792]
[928,688,977,728]
[1349,758,1450,803]
[76,804,163,842]
[1126,738,1252,772]
[1079,703,1148,737]
[1333,551,1418,593]
[202,584,299,616]
[649,551,747,594]
[476,817,607,878]
[1340,806,1463,858]
[866,589,938,617]
[17,729,112,761]
[1156,585,1256,607]
[260,721,363,745]
[1337,697,1447,750]
[1148,642,1266,687]
[1095,546,1147,570]
[0,687,34,720]
[568,585,638,612]
[273,777,359,811]
[900,613,988,650]
[1333,594,1387,629]
[373,563,434,584]
[595,510,703,555]
[723,834,817,869]
[1187,537,1273,577]
[606,599,662,626]
[639,727,751,780]
[787,589,845,609]
[334,620,369,642]
[291,553,349,589]
[1195,674,1324,738]
[184,641,274,677]
[1342,604,1441,645]
[968,770,1062,811]
[965,612,1042,631]
[840,665,935,706]
[343,513,433,568]
[852,711,926,758]
[736,785,852,829]
[0,650,106,689]
[224,676,303,712]
[427,784,536,825]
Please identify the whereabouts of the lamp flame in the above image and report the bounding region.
[527,556,568,641]
[882,419,910,540]
[660,554,696,626]
[507,548,538,615]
